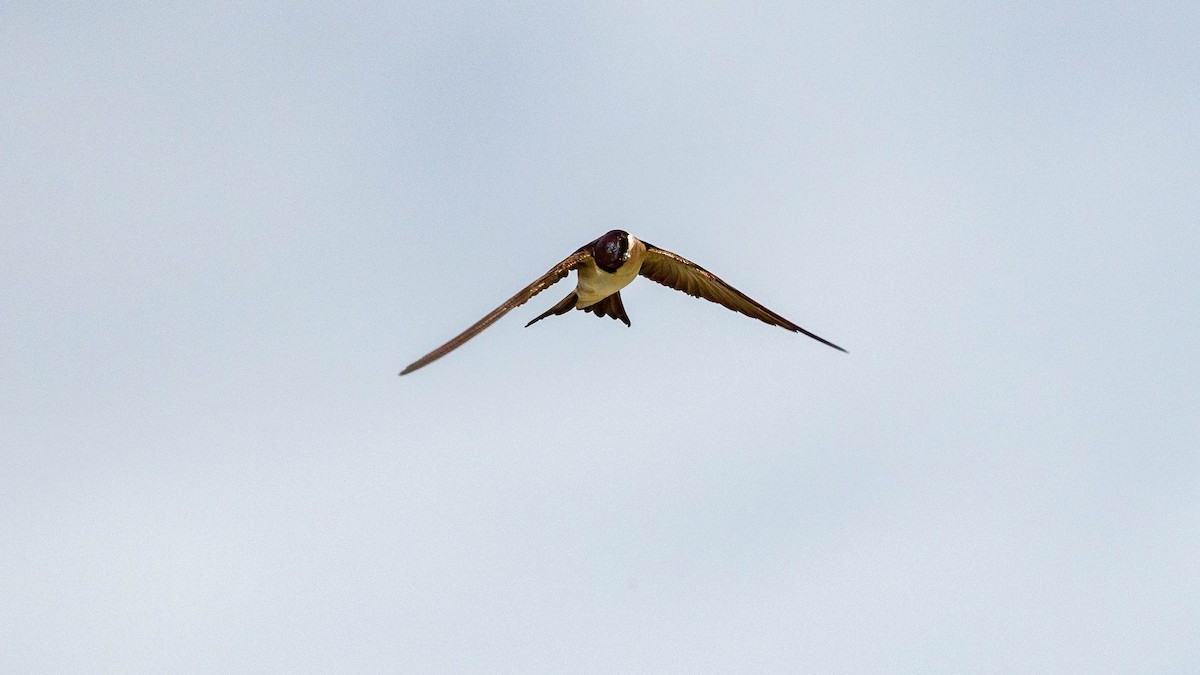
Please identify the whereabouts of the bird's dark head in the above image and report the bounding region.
[593,229,630,273]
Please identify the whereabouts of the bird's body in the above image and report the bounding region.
[575,235,645,307]
[399,229,844,375]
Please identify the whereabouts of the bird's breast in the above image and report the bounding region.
[575,237,646,307]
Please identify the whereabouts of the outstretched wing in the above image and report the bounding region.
[638,243,846,352]
[400,249,592,375]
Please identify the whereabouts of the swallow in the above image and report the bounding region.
[399,229,845,375]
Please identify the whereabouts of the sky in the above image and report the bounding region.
[3,2,1199,672]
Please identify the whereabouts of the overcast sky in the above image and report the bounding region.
[3,2,1198,672]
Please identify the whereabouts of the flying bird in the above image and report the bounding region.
[400,230,845,375]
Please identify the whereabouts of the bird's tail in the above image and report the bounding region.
[526,292,578,327]
[582,291,631,326]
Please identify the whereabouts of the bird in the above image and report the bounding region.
[399,229,845,375]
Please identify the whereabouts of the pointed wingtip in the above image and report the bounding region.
[822,338,848,353]
[817,337,848,353]
[792,326,847,353]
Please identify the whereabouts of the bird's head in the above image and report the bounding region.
[593,229,630,273]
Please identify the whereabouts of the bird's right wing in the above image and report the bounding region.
[400,249,592,375]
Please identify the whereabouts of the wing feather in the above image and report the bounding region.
[638,244,846,352]
[400,249,591,375]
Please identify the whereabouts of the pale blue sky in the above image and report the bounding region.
[3,2,1198,672]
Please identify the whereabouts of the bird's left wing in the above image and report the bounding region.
[400,249,592,375]
[638,243,846,352]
